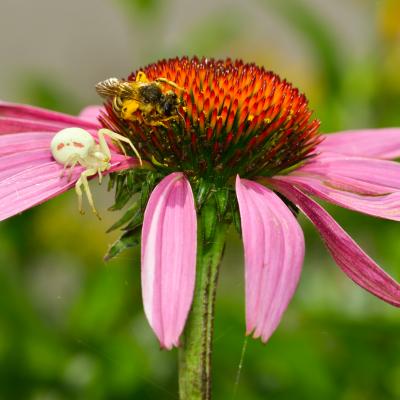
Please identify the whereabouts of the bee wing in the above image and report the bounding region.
[95,78,120,98]
[119,84,141,100]
[95,78,139,99]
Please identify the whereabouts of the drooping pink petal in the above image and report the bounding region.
[0,152,136,221]
[271,179,400,307]
[319,128,400,159]
[0,117,68,134]
[277,174,400,221]
[78,105,103,124]
[0,132,54,157]
[0,149,53,180]
[235,177,305,342]
[141,172,197,349]
[0,101,100,130]
[296,152,400,190]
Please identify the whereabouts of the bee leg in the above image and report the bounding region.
[121,99,140,121]
[112,96,124,114]
[177,109,185,122]
[144,118,168,128]
[136,71,150,83]
[155,77,184,91]
[75,168,101,219]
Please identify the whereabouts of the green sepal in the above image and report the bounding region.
[231,198,242,235]
[200,198,218,244]
[214,188,229,219]
[195,178,212,208]
[104,227,141,261]
[140,173,156,211]
[108,172,117,191]
[108,170,143,211]
[124,206,144,231]
[106,202,141,233]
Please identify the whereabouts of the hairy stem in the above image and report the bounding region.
[178,210,229,400]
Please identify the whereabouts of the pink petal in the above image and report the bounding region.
[297,152,400,190]
[0,132,54,156]
[78,105,103,124]
[0,161,83,221]
[0,117,68,134]
[0,101,100,129]
[0,149,53,180]
[0,150,136,221]
[235,177,305,342]
[278,174,400,221]
[319,128,400,159]
[141,172,197,349]
[271,179,400,307]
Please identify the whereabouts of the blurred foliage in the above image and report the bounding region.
[17,73,82,115]
[1,0,400,399]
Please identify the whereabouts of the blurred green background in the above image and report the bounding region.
[1,0,400,399]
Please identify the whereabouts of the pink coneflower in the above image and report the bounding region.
[97,57,400,347]
[1,58,400,396]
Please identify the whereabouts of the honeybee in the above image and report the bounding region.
[96,71,184,127]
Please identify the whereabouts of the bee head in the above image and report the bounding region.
[161,93,179,116]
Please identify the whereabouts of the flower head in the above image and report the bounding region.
[1,57,400,350]
[100,57,320,182]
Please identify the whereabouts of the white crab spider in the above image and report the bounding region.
[50,127,141,218]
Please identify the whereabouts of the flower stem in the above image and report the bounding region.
[178,207,230,400]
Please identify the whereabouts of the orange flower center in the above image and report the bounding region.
[99,57,320,184]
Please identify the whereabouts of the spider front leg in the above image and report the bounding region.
[75,168,101,219]
[97,128,142,165]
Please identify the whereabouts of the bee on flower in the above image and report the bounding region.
[95,71,185,127]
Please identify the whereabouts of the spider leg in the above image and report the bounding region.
[98,128,142,165]
[60,154,80,180]
[75,168,101,219]
[97,168,104,184]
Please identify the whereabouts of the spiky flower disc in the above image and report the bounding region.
[100,57,320,185]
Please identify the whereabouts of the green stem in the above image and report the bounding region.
[178,210,229,400]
